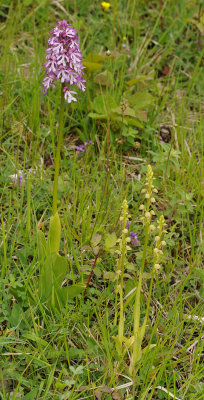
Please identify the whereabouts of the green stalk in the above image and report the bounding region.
[118,218,127,353]
[53,84,65,215]
[130,224,149,374]
[130,194,151,374]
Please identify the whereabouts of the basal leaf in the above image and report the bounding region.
[47,212,61,254]
[37,229,47,260]
[60,284,85,302]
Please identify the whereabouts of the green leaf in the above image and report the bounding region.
[39,253,67,307]
[24,388,39,400]
[93,266,102,278]
[105,232,117,250]
[112,106,136,117]
[47,212,61,254]
[61,284,85,302]
[37,229,47,260]
[23,331,52,348]
[127,92,154,110]
[9,303,23,327]
[84,53,106,63]
[124,117,143,129]
[103,271,116,280]
[94,70,113,86]
[83,61,104,72]
[91,94,117,115]
[88,112,108,120]
[91,233,102,247]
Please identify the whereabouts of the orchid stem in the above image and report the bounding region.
[53,84,65,215]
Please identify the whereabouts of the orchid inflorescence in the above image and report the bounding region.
[42,20,86,103]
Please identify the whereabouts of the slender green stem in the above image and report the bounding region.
[133,224,149,336]
[141,267,155,335]
[53,84,65,215]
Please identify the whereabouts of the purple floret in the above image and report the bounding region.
[130,232,139,245]
[125,221,139,246]
[75,141,93,157]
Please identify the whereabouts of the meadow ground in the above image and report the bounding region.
[0,1,204,399]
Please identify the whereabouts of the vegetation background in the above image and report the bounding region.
[0,0,203,399]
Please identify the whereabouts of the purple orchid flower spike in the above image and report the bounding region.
[42,20,86,103]
[42,20,86,215]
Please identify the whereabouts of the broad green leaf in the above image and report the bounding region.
[135,110,148,122]
[23,331,52,348]
[91,233,102,247]
[93,246,100,255]
[83,61,103,72]
[84,53,106,63]
[93,266,101,278]
[94,70,113,86]
[105,232,117,250]
[24,388,39,400]
[91,94,117,115]
[112,106,136,117]
[55,382,67,390]
[124,117,143,129]
[127,92,154,110]
[103,271,116,280]
[9,303,23,327]
[51,254,67,287]
[88,112,108,120]
[37,229,47,260]
[60,284,85,302]
[39,253,67,306]
[47,212,61,254]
